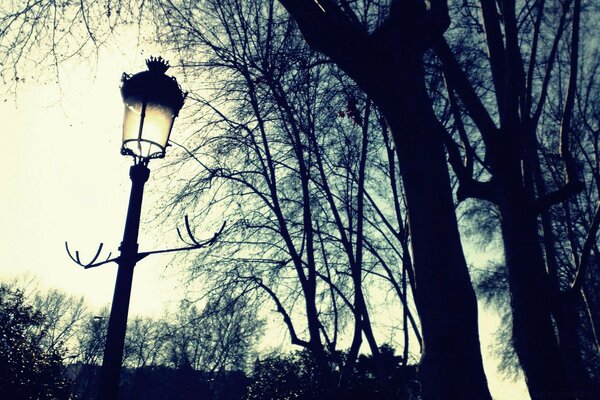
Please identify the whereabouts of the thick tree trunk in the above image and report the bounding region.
[387,120,491,399]
[372,57,491,400]
[496,173,573,399]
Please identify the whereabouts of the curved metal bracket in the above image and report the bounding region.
[65,217,226,269]
[65,242,116,269]
[140,218,226,258]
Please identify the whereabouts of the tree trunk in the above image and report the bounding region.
[554,292,600,398]
[496,170,573,399]
[387,115,491,400]
[372,56,491,400]
[537,167,599,397]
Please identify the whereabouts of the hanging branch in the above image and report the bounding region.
[569,202,600,293]
[479,0,507,114]
[239,273,309,348]
[434,38,499,144]
[530,0,571,127]
[559,0,581,182]
[523,0,546,117]
[536,0,584,211]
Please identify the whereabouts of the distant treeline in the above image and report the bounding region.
[0,280,419,399]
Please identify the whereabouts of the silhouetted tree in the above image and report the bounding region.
[433,0,600,396]
[147,3,422,397]
[0,283,73,399]
[270,1,491,398]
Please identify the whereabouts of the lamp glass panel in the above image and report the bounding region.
[122,99,175,158]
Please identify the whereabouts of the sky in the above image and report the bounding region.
[0,40,529,399]
[0,43,187,318]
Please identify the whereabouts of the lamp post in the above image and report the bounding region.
[98,56,185,400]
[66,57,224,400]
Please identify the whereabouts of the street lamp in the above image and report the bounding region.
[121,56,185,160]
[100,56,185,400]
[66,57,223,400]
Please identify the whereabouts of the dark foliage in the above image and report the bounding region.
[0,284,73,400]
[246,348,419,400]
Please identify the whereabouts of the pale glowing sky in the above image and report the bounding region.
[0,42,187,318]
[0,39,528,399]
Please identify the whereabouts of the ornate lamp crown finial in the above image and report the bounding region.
[146,56,170,74]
